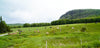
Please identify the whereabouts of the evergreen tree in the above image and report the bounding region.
[0,16,11,33]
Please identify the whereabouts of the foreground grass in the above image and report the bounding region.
[0,23,100,48]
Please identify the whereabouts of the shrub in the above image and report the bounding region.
[82,40,100,48]
[80,27,87,32]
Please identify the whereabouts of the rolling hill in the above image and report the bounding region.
[7,23,23,26]
[60,9,100,19]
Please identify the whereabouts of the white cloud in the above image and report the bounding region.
[9,10,34,23]
[1,0,100,23]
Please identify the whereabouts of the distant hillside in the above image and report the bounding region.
[60,9,100,19]
[7,23,23,26]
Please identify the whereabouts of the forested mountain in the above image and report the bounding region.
[60,9,100,19]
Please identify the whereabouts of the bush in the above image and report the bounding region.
[80,27,87,32]
[82,40,100,48]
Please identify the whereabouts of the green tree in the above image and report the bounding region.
[0,21,11,33]
[23,23,31,27]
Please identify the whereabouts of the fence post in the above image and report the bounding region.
[80,39,82,48]
[46,41,47,48]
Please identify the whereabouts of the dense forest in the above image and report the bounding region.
[60,9,100,19]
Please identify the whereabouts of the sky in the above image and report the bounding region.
[0,0,100,24]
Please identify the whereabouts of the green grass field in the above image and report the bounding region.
[0,23,100,48]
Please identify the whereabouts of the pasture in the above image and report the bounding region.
[0,23,100,48]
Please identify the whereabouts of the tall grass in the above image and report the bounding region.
[0,23,100,48]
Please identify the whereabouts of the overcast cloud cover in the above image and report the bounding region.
[0,0,100,24]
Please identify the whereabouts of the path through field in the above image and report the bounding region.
[0,33,8,36]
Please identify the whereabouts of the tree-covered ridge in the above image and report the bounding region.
[60,9,100,19]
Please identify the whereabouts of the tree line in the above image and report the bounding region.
[51,17,100,25]
[23,23,51,27]
[23,17,100,27]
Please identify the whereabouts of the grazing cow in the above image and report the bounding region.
[72,27,74,29]
[49,27,52,28]
[64,37,66,39]
[16,31,18,32]
[66,24,69,27]
[34,31,36,33]
[8,32,17,35]
[18,29,22,34]
[37,30,40,33]
[59,43,65,46]
[57,27,59,29]
[46,32,49,35]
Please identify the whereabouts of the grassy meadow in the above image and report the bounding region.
[0,23,100,48]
